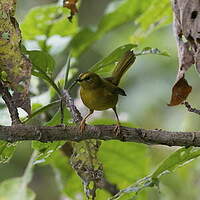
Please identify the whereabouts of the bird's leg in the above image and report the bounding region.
[79,109,94,133]
[113,107,121,136]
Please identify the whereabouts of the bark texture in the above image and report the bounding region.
[0,124,199,147]
[172,0,200,78]
[0,0,32,115]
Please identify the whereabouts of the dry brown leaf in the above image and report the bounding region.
[168,76,192,106]
[63,0,78,22]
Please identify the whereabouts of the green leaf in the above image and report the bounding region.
[100,139,149,200]
[0,151,37,200]
[99,140,149,188]
[21,5,77,40]
[44,108,71,126]
[64,54,71,89]
[135,47,170,57]
[32,69,61,95]
[50,150,110,199]
[32,141,65,165]
[111,147,200,199]
[28,50,61,95]
[88,119,148,199]
[0,178,35,200]
[48,150,83,198]
[131,0,172,42]
[22,100,60,124]
[28,50,55,74]
[69,27,97,57]
[97,0,145,33]
[89,44,137,77]
[152,147,200,178]
[31,69,61,95]
[70,0,150,57]
[0,141,16,164]
[136,0,172,30]
[110,176,157,200]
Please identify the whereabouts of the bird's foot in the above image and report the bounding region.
[79,119,86,133]
[113,124,121,136]
[55,124,66,128]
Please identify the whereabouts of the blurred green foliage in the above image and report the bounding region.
[0,142,16,164]
[0,0,200,200]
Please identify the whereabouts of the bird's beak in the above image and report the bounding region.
[76,78,82,82]
[68,79,79,90]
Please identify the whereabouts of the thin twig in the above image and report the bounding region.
[0,81,21,125]
[62,89,82,123]
[183,101,200,115]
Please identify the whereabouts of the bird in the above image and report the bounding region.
[75,50,136,134]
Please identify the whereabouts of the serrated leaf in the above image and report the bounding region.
[89,44,137,77]
[21,5,77,40]
[0,141,16,164]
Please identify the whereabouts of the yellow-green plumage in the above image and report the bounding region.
[77,50,136,133]
[80,76,118,110]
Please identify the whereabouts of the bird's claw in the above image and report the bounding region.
[79,120,86,133]
[55,124,66,128]
[113,124,121,136]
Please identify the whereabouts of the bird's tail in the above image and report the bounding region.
[109,50,136,86]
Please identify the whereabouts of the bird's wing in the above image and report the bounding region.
[102,79,127,96]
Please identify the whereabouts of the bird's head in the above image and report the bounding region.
[77,72,102,89]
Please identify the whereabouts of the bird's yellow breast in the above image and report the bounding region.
[80,87,118,111]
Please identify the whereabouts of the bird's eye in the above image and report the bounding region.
[84,76,91,81]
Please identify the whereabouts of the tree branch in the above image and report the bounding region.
[183,101,200,115]
[0,81,21,125]
[0,124,199,147]
[62,89,82,123]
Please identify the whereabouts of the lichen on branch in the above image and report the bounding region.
[0,0,32,115]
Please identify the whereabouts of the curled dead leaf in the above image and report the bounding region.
[63,0,78,22]
[168,76,192,106]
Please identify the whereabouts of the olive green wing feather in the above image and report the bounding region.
[103,79,126,96]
